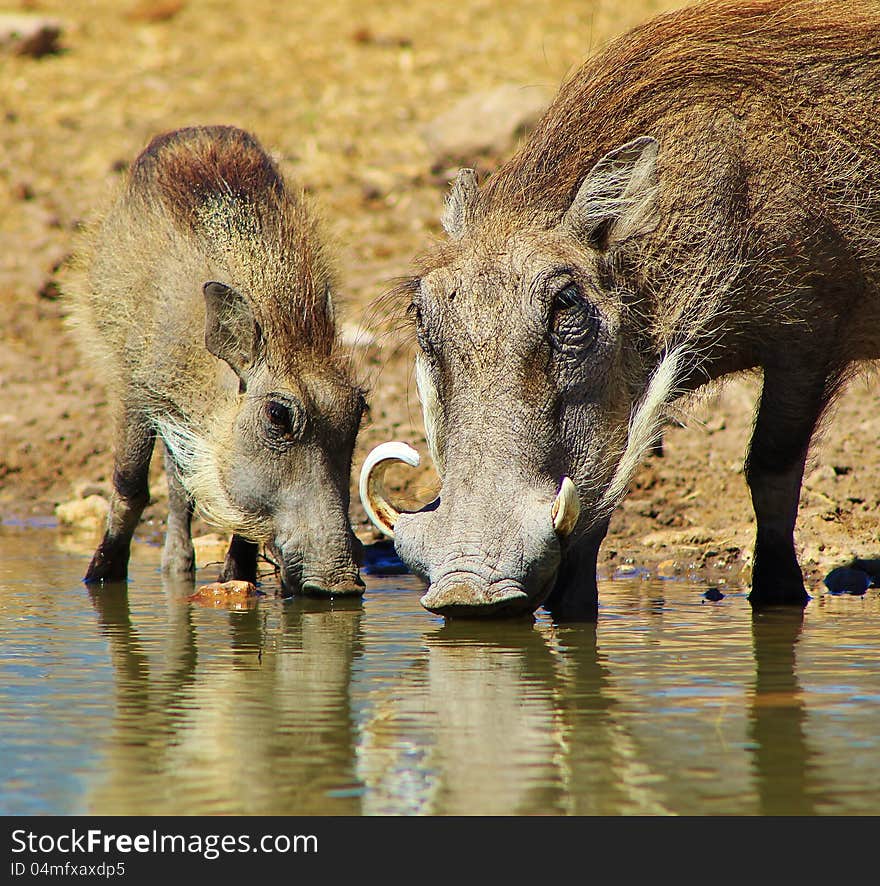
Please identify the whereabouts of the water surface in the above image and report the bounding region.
[2,523,879,815]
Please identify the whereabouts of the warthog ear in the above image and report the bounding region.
[560,136,659,250]
[441,168,479,239]
[203,281,260,381]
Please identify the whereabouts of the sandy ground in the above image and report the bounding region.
[1,0,878,593]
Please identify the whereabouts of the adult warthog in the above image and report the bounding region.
[361,0,880,618]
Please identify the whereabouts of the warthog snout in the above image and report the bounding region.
[273,559,365,598]
[271,527,365,598]
[419,576,530,617]
[360,442,579,616]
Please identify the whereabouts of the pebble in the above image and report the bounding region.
[188,580,261,608]
[823,566,872,596]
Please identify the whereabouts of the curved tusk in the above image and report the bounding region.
[359,442,421,538]
[551,476,580,537]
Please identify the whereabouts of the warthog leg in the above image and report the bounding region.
[84,407,155,583]
[161,445,195,577]
[543,518,610,621]
[218,534,259,584]
[745,357,842,606]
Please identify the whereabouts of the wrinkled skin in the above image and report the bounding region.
[387,138,662,619]
[397,229,642,618]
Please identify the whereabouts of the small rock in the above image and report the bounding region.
[55,495,109,532]
[421,83,553,166]
[823,566,872,596]
[0,14,62,57]
[188,579,261,608]
[614,563,641,577]
[656,558,682,577]
[703,587,725,602]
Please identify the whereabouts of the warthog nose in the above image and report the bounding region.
[420,578,530,618]
[301,576,366,598]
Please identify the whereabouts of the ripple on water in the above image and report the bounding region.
[2,525,880,814]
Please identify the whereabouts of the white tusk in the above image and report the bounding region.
[551,476,580,537]
[359,442,421,538]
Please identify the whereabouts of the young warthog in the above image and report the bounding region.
[70,125,366,596]
[361,0,880,618]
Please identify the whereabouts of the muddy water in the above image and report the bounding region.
[2,522,880,816]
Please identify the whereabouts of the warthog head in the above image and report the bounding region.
[161,279,367,598]
[362,137,678,617]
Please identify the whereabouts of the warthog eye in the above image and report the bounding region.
[263,399,303,442]
[266,401,290,428]
[550,282,599,355]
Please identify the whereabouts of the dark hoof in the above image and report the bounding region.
[748,584,810,607]
[84,542,129,584]
[749,550,809,607]
[544,597,599,622]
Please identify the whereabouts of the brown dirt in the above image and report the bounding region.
[1,0,878,593]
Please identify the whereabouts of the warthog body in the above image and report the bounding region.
[363,0,880,617]
[70,125,365,596]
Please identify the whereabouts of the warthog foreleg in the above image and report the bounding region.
[544,518,610,621]
[84,408,155,584]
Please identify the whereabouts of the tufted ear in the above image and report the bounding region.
[559,136,659,251]
[203,281,261,381]
[441,168,480,239]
